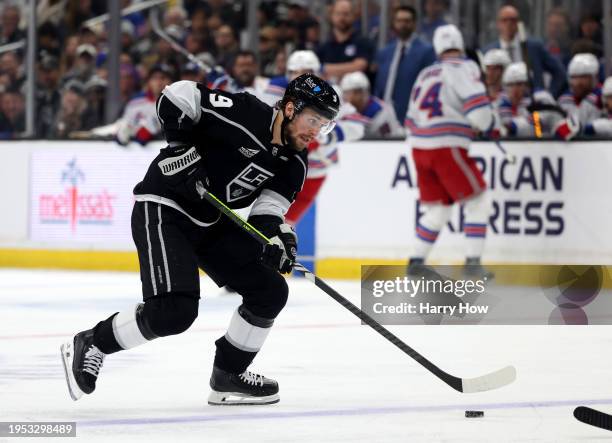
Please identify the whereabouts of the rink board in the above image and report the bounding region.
[0,140,611,278]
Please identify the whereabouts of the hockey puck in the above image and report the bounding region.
[465,410,484,418]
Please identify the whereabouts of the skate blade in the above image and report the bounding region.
[207,390,279,406]
[60,342,84,401]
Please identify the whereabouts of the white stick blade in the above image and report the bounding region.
[461,365,516,393]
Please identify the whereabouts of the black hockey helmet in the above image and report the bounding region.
[280,73,340,122]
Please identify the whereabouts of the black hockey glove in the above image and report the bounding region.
[157,145,208,202]
[249,215,298,274]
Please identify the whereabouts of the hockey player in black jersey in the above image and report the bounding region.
[60,74,340,405]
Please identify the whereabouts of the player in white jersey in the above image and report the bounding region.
[115,64,173,145]
[555,53,603,139]
[406,24,496,277]
[255,50,365,224]
[339,71,405,138]
[482,49,511,110]
[497,62,562,137]
[583,76,612,136]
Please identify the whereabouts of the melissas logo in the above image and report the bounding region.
[38,158,117,232]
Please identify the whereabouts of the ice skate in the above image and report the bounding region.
[407,257,446,281]
[463,257,495,280]
[60,329,106,401]
[208,366,279,405]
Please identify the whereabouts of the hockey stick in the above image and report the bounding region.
[198,188,516,393]
[467,49,517,164]
[517,21,544,138]
[574,406,612,431]
[149,7,222,75]
[494,140,516,164]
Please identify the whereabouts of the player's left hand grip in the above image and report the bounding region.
[260,224,297,274]
[157,146,208,202]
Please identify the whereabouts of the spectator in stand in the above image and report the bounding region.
[273,49,288,77]
[583,76,612,137]
[231,51,264,93]
[116,64,173,146]
[304,20,321,53]
[578,13,603,54]
[120,20,137,54]
[62,44,97,85]
[484,4,566,97]
[482,49,511,108]
[163,5,188,31]
[64,0,95,35]
[287,0,319,49]
[213,24,240,71]
[140,28,184,74]
[418,0,450,43]
[0,51,25,91]
[185,32,208,57]
[340,71,404,138]
[373,5,436,123]
[51,79,88,138]
[211,50,268,95]
[0,72,12,94]
[59,34,80,77]
[189,6,210,35]
[38,22,62,59]
[36,54,62,138]
[317,0,373,83]
[206,0,245,31]
[207,13,223,34]
[277,19,300,55]
[82,75,107,130]
[259,26,281,78]
[118,62,141,118]
[187,7,214,52]
[556,53,603,139]
[0,4,25,46]
[545,8,572,67]
[0,88,25,138]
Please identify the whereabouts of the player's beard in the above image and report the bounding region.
[282,121,305,151]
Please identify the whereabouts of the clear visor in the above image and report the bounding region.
[300,109,337,135]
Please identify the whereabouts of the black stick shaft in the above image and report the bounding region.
[199,189,463,391]
[306,269,462,391]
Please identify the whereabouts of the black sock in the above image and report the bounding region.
[213,336,257,374]
[92,313,123,354]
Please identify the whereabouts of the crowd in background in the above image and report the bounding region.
[0,0,610,140]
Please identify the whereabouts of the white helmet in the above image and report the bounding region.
[483,49,511,68]
[568,53,599,77]
[603,76,612,96]
[287,50,321,74]
[502,62,528,85]
[433,24,464,55]
[340,71,370,92]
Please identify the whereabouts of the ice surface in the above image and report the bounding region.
[1,269,612,442]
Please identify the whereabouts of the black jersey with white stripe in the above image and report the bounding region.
[133,80,308,225]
